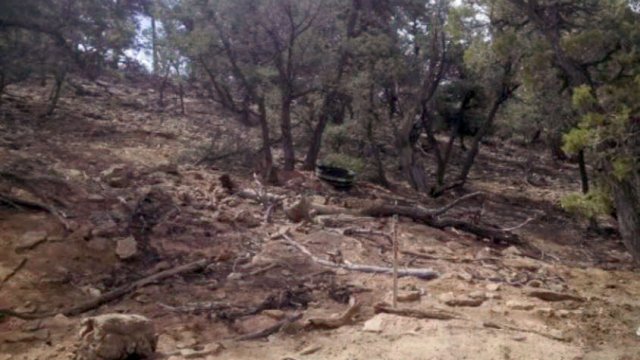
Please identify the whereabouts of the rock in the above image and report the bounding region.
[226,272,243,281]
[502,246,521,256]
[299,345,322,356]
[44,313,73,329]
[101,165,133,188]
[15,231,48,251]
[456,271,474,282]
[526,280,544,288]
[506,300,535,311]
[115,236,138,260]
[82,286,102,298]
[87,238,112,252]
[235,315,278,335]
[362,314,385,333]
[397,290,422,302]
[503,257,541,271]
[74,314,157,360]
[486,283,501,292]
[440,292,485,307]
[180,344,223,358]
[88,194,105,202]
[475,247,495,259]
[469,291,487,300]
[636,326,640,337]
[91,220,120,238]
[262,309,286,320]
[527,290,584,302]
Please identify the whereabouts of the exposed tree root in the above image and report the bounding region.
[306,298,362,329]
[0,258,211,320]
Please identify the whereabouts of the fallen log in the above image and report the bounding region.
[281,234,439,280]
[0,258,212,320]
[373,303,462,320]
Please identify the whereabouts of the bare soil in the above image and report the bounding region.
[0,77,638,360]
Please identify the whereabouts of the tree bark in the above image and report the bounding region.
[281,94,296,171]
[578,150,589,194]
[611,176,640,263]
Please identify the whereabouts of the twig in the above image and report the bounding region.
[235,313,303,341]
[483,321,568,342]
[280,234,439,280]
[0,258,211,319]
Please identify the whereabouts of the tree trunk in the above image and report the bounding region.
[178,82,185,115]
[46,69,66,116]
[303,112,328,171]
[611,175,640,263]
[258,99,277,183]
[458,94,502,186]
[578,150,589,194]
[151,16,158,75]
[280,95,295,171]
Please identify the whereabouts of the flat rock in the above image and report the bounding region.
[362,314,385,333]
[75,314,156,360]
[506,300,535,311]
[486,283,501,292]
[115,236,138,260]
[503,257,541,271]
[2,329,50,343]
[15,231,48,251]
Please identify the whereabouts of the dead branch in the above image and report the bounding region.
[280,234,439,280]
[235,313,303,341]
[306,298,362,329]
[483,321,568,342]
[0,258,211,320]
[374,303,462,320]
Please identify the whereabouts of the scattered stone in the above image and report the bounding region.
[91,220,120,238]
[527,280,544,288]
[262,309,286,320]
[15,231,48,251]
[486,283,501,292]
[527,290,584,302]
[362,314,385,333]
[115,236,138,260]
[44,313,74,329]
[469,291,488,300]
[440,292,485,307]
[503,257,541,271]
[88,194,105,202]
[179,343,223,358]
[506,300,535,311]
[299,345,322,356]
[75,314,156,360]
[397,290,422,302]
[636,326,640,337]
[456,271,473,282]
[226,272,243,281]
[475,247,494,260]
[87,238,112,252]
[502,246,521,256]
[20,320,43,332]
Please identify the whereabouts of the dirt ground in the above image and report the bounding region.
[0,77,638,360]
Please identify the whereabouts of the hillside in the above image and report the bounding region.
[0,77,638,360]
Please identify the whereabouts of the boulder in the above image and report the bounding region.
[74,314,157,360]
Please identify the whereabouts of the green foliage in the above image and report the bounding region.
[572,86,597,111]
[561,189,613,219]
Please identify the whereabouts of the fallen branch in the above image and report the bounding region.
[526,290,584,302]
[483,321,568,342]
[281,234,439,280]
[374,303,462,320]
[235,313,303,341]
[0,258,211,320]
[306,298,362,329]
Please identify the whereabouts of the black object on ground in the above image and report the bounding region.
[316,165,355,190]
